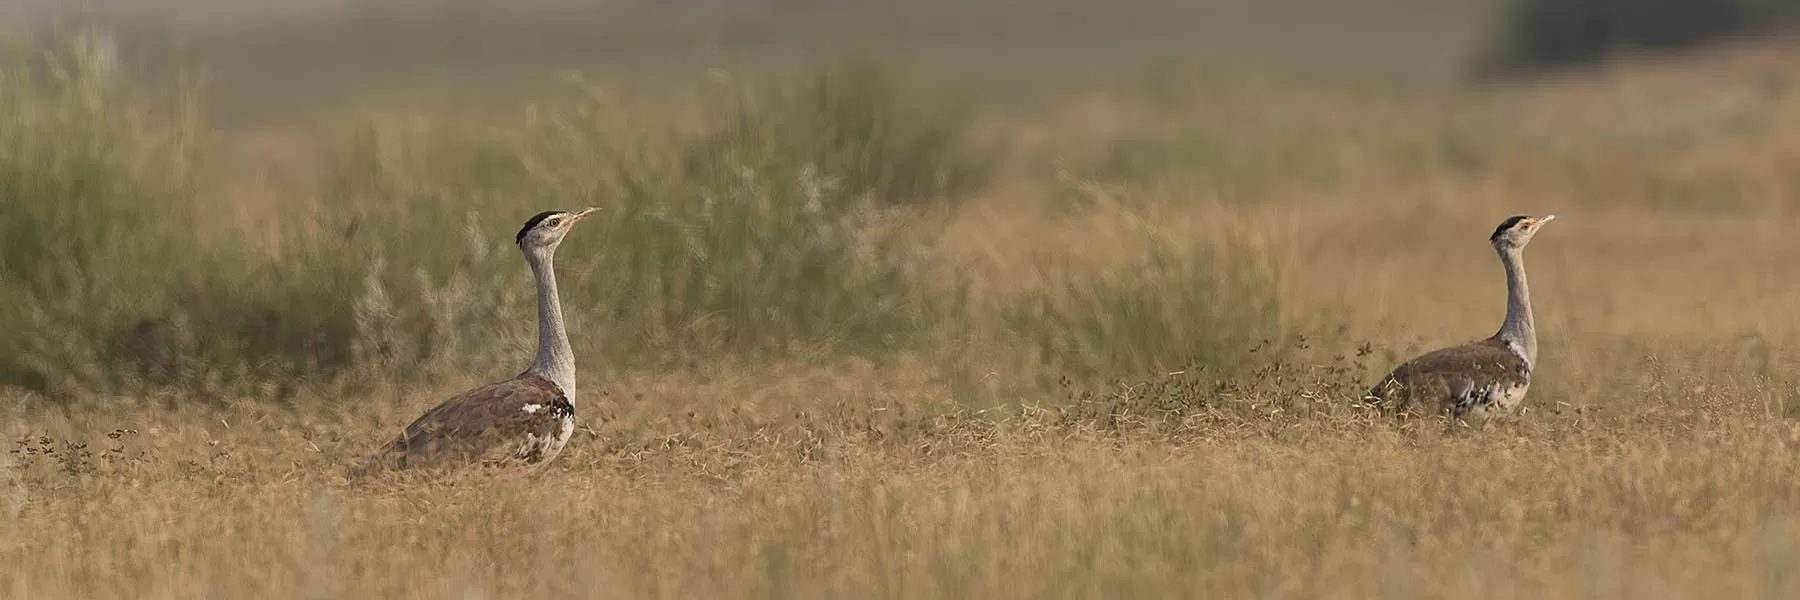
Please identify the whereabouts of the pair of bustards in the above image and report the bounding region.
[357,209,1556,474]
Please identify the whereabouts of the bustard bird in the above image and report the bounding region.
[357,208,599,474]
[1364,214,1556,423]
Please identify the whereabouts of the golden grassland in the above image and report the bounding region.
[8,5,1800,598]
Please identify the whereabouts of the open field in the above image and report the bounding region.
[6,1,1800,598]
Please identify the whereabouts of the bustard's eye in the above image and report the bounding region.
[544,218,562,228]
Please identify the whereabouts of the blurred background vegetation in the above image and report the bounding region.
[1,0,1798,402]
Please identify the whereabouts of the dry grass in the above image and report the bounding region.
[6,367,1799,598]
[8,3,1800,598]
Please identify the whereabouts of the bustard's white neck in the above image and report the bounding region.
[1494,245,1537,367]
[524,243,577,399]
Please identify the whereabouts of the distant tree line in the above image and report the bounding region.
[1483,0,1800,73]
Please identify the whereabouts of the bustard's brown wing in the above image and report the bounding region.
[1365,337,1530,417]
[358,373,572,474]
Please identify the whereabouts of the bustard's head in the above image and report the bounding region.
[1489,214,1555,251]
[516,207,601,254]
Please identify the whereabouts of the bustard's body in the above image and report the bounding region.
[358,208,599,474]
[1365,215,1555,423]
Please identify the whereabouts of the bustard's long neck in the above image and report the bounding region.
[1494,246,1536,366]
[525,247,577,399]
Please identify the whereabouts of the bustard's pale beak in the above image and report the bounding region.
[571,207,602,221]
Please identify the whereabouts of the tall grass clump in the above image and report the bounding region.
[1004,231,1286,382]
[310,61,978,374]
[2,33,413,400]
[0,49,982,398]
[298,119,548,382]
[514,64,982,360]
[684,60,995,209]
[1480,0,1800,73]
[0,39,212,394]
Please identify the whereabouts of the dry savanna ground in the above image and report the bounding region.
[7,2,1800,598]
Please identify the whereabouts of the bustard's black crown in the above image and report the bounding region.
[516,211,565,244]
[1490,215,1530,242]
